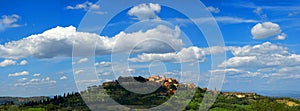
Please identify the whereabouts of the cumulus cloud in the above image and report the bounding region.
[230,42,289,57]
[260,66,300,79]
[251,22,286,40]
[75,70,85,75]
[60,76,68,80]
[0,59,28,67]
[0,25,182,59]
[19,60,28,65]
[218,42,300,79]
[14,77,56,86]
[0,14,23,31]
[73,57,89,64]
[78,57,89,63]
[129,46,206,63]
[33,73,41,77]
[210,69,260,78]
[65,1,105,15]
[129,47,205,63]
[207,6,220,14]
[8,71,29,77]
[219,56,257,68]
[95,61,111,67]
[66,1,99,11]
[0,59,16,67]
[128,3,161,21]
[17,78,28,82]
[129,46,228,63]
[273,33,287,40]
[220,42,293,68]
[76,79,98,84]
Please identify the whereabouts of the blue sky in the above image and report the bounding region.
[0,0,300,97]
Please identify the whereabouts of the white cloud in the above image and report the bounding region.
[253,7,263,15]
[73,57,89,64]
[75,70,85,75]
[174,16,258,25]
[128,3,161,21]
[218,42,300,79]
[230,42,289,57]
[221,42,293,69]
[129,46,206,63]
[253,7,267,19]
[164,71,180,75]
[210,69,260,78]
[66,1,99,11]
[60,76,68,80]
[0,25,182,59]
[95,61,111,67]
[17,78,28,82]
[56,71,65,75]
[129,46,228,63]
[0,59,28,67]
[0,14,22,31]
[103,79,113,82]
[210,68,243,74]
[66,1,105,15]
[215,17,259,24]
[251,22,286,40]
[78,57,89,63]
[19,60,28,65]
[8,71,29,77]
[219,56,258,68]
[0,59,16,67]
[203,46,231,55]
[76,79,98,84]
[260,66,300,79]
[14,77,56,86]
[126,68,135,73]
[273,33,287,40]
[207,6,220,14]
[98,71,112,76]
[33,73,41,77]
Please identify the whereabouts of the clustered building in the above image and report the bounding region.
[98,75,197,95]
[221,92,257,98]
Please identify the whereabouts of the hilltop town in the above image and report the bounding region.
[100,75,196,95]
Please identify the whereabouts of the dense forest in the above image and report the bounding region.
[1,76,300,111]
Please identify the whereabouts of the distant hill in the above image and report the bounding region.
[0,96,49,105]
[1,76,300,111]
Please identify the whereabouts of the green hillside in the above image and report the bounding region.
[1,76,300,111]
